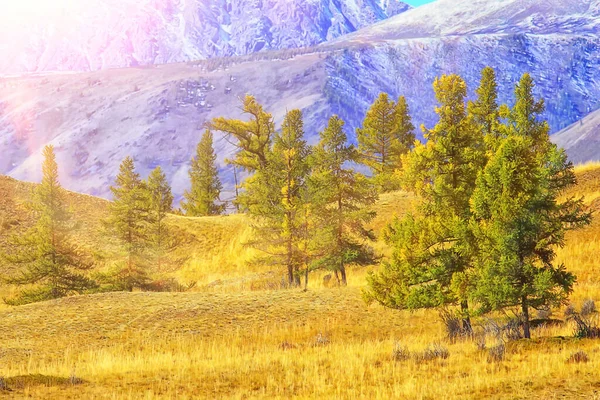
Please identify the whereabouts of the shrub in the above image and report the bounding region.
[440,309,472,342]
[566,351,589,364]
[565,300,600,339]
[581,300,597,317]
[487,343,506,363]
[392,342,410,361]
[413,344,450,363]
[475,334,487,351]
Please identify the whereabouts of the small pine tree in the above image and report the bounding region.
[357,93,415,191]
[366,75,485,331]
[210,95,275,172]
[182,129,225,216]
[104,157,150,291]
[145,166,175,271]
[471,74,591,339]
[242,109,312,286]
[2,145,96,305]
[310,116,378,286]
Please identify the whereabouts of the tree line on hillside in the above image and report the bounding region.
[0,67,591,340]
[0,147,181,304]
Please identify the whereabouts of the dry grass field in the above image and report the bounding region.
[0,164,599,399]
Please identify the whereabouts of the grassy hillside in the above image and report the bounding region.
[0,165,598,398]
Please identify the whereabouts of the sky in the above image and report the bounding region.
[405,0,436,6]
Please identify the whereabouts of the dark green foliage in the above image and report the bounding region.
[2,146,96,305]
[182,129,225,216]
[357,93,415,191]
[471,73,591,338]
[468,66,503,143]
[145,166,176,271]
[241,109,312,286]
[365,75,484,331]
[103,157,151,291]
[310,116,378,286]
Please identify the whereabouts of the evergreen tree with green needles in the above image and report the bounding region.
[310,116,378,286]
[2,145,96,305]
[357,93,415,192]
[242,109,312,286]
[471,74,591,338]
[144,166,175,271]
[468,67,501,138]
[103,157,151,291]
[365,75,485,331]
[182,129,225,216]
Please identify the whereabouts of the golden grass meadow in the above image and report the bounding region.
[0,164,599,399]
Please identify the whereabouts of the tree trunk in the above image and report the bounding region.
[460,300,472,334]
[521,296,531,339]
[287,264,294,288]
[304,264,309,291]
[340,262,347,286]
[233,165,240,213]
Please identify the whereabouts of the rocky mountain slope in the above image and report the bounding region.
[552,108,600,164]
[2,0,600,201]
[0,0,410,74]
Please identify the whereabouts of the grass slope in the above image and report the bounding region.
[0,165,598,399]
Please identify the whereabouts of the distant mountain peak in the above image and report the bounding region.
[0,0,411,75]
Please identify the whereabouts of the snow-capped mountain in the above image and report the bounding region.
[2,0,600,201]
[331,0,600,42]
[0,0,410,74]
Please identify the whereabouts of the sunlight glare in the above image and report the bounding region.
[1,0,81,26]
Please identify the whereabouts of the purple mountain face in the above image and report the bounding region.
[0,0,411,75]
[2,0,600,202]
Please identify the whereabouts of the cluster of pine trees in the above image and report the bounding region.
[0,67,589,326]
[364,68,591,338]
[207,95,412,287]
[0,147,179,304]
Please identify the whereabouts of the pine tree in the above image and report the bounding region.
[210,95,275,172]
[311,116,378,286]
[365,75,484,330]
[104,157,150,291]
[145,166,175,271]
[2,145,96,305]
[468,67,501,139]
[182,129,225,216]
[471,74,591,339]
[242,109,312,286]
[391,96,417,168]
[357,93,415,191]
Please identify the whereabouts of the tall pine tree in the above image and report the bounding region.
[366,75,484,330]
[311,116,378,286]
[104,157,150,291]
[357,93,415,191]
[145,166,175,271]
[242,109,311,286]
[2,145,96,305]
[182,129,225,216]
[471,74,591,338]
